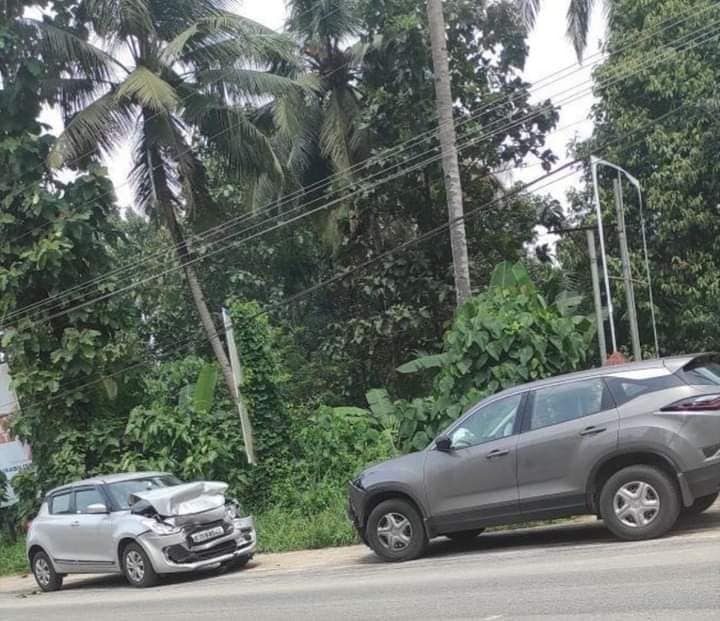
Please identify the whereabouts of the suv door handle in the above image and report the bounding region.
[486,449,510,459]
[580,426,606,437]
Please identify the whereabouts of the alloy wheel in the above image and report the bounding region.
[34,557,51,587]
[613,480,661,528]
[125,550,145,583]
[376,512,413,552]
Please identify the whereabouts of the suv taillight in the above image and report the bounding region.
[661,394,720,412]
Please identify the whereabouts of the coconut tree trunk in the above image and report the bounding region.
[426,0,472,306]
[147,147,239,405]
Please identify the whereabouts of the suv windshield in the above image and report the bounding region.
[107,475,182,510]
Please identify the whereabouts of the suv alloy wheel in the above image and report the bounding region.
[365,499,427,562]
[600,465,680,540]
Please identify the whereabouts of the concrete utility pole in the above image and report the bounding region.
[221,308,256,465]
[426,0,472,306]
[586,229,608,365]
[613,176,642,361]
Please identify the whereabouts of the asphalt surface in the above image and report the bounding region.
[2,505,719,620]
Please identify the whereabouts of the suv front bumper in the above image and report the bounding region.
[140,516,256,574]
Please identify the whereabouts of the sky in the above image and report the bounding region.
[40,1,606,222]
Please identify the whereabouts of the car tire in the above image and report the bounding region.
[122,542,159,588]
[365,498,427,562]
[600,465,680,541]
[445,528,485,543]
[32,550,63,592]
[683,492,718,516]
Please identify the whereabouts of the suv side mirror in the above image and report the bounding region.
[86,503,108,514]
[435,434,453,452]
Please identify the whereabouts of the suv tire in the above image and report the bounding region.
[366,498,427,562]
[122,542,159,588]
[445,528,485,543]
[600,465,680,541]
[683,492,718,516]
[32,550,63,592]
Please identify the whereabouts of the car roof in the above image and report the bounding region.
[46,472,171,496]
[492,353,713,399]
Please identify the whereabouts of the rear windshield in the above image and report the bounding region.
[678,359,720,386]
[107,475,182,510]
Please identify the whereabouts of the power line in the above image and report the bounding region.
[0,101,690,415]
[5,16,718,329]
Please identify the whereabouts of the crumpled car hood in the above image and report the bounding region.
[130,481,228,517]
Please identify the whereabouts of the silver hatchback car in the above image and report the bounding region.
[26,472,257,591]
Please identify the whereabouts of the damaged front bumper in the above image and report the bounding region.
[139,516,257,574]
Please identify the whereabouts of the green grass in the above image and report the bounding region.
[255,496,358,554]
[0,538,27,576]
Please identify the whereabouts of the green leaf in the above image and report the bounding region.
[397,353,449,374]
[102,377,118,400]
[192,364,218,414]
[116,66,179,111]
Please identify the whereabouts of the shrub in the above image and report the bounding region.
[370,262,594,452]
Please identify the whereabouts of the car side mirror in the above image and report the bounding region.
[86,503,108,514]
[435,434,453,452]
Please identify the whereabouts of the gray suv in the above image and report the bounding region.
[348,354,720,561]
[26,472,256,590]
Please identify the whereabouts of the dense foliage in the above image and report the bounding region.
[370,263,593,452]
[558,0,720,357]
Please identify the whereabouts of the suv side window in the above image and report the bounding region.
[75,487,104,514]
[449,393,524,449]
[50,491,73,515]
[529,379,611,431]
[606,374,683,406]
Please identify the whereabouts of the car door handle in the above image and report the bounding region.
[579,426,606,437]
[70,520,80,528]
[486,449,510,459]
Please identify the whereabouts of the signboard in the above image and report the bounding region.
[0,364,32,506]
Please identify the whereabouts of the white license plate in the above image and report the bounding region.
[191,526,225,543]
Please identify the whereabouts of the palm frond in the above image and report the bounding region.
[188,100,283,182]
[516,0,542,29]
[195,68,306,102]
[567,0,597,61]
[320,88,358,175]
[49,90,136,169]
[117,66,179,111]
[180,30,300,70]
[40,78,107,114]
[25,18,124,82]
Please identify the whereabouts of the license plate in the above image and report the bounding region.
[191,526,224,543]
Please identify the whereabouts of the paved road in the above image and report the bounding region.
[2,506,719,620]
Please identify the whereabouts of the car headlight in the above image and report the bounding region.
[225,499,244,520]
[141,519,182,536]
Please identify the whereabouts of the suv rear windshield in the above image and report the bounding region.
[678,358,720,386]
[107,475,182,510]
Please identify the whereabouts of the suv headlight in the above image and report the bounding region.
[225,499,244,520]
[141,519,182,536]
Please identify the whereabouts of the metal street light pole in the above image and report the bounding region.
[590,156,660,359]
[590,156,617,354]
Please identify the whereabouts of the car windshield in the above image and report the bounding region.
[107,475,182,510]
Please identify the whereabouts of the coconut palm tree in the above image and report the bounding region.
[287,0,367,179]
[518,0,610,60]
[28,0,302,403]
